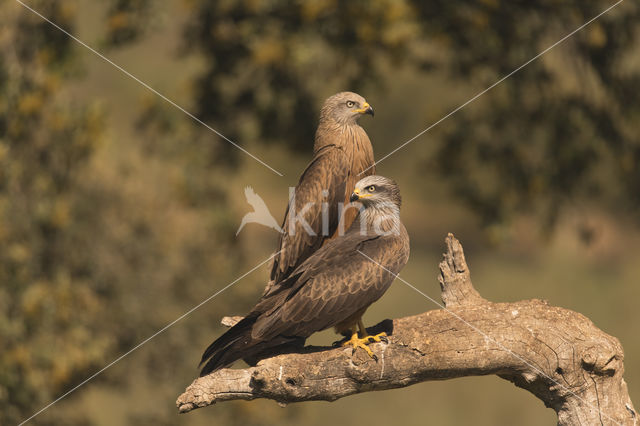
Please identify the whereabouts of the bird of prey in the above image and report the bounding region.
[266,92,376,293]
[236,186,283,235]
[199,175,409,375]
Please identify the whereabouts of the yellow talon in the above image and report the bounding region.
[366,332,388,343]
[341,330,388,360]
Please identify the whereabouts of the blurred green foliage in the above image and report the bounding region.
[104,0,640,228]
[182,0,422,154]
[180,0,640,227]
[421,1,640,228]
[1,0,639,425]
[1,2,108,422]
[104,0,151,46]
[1,1,239,424]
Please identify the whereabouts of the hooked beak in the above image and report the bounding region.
[356,102,374,117]
[364,103,374,116]
[349,188,360,202]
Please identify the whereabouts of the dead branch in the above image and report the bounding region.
[177,234,637,425]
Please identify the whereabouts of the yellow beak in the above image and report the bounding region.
[350,187,373,202]
[355,102,374,116]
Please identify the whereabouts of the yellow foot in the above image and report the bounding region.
[341,332,388,361]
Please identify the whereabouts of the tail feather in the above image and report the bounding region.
[200,334,305,376]
[200,340,244,376]
[198,315,307,376]
[199,316,256,375]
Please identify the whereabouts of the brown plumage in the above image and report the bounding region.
[267,92,376,291]
[199,176,409,376]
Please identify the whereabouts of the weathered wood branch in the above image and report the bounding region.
[177,233,637,425]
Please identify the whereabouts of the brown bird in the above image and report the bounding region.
[266,92,376,294]
[199,176,410,375]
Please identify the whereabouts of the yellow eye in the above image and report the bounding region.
[368,185,376,192]
[346,101,355,108]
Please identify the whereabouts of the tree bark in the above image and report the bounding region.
[177,233,637,425]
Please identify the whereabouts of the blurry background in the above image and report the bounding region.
[1,0,639,424]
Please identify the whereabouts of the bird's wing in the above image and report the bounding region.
[253,226,410,340]
[269,145,350,284]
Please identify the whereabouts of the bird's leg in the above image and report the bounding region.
[341,319,387,361]
[358,319,388,344]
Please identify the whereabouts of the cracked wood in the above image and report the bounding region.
[177,234,637,426]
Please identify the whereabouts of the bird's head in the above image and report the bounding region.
[320,91,374,125]
[349,175,401,209]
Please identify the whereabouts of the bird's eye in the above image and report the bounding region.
[346,101,355,108]
[368,185,376,192]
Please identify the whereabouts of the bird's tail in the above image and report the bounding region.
[198,316,256,376]
[198,315,305,376]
